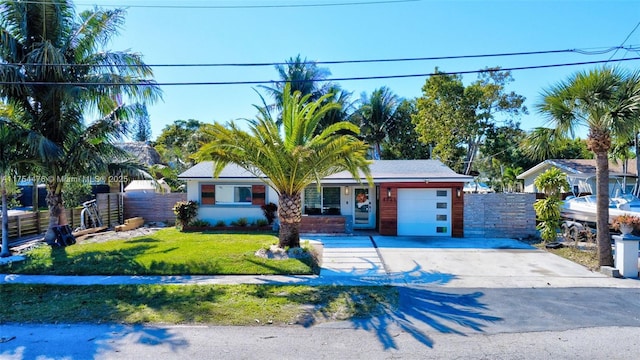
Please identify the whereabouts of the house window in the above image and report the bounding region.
[436,190,447,197]
[304,186,341,215]
[215,185,252,205]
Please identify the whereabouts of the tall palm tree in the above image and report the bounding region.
[354,87,399,160]
[0,1,160,243]
[537,67,640,267]
[196,83,372,248]
[259,55,331,113]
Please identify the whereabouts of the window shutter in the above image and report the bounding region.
[201,184,215,205]
[252,185,266,206]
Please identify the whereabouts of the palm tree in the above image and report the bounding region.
[196,83,372,248]
[537,67,640,266]
[0,105,53,257]
[354,87,399,159]
[0,1,160,243]
[259,55,331,114]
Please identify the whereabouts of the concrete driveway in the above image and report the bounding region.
[370,236,640,288]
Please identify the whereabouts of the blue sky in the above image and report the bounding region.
[78,0,640,140]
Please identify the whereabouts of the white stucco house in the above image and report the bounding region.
[517,159,638,196]
[178,160,472,236]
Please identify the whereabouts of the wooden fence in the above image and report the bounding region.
[123,192,186,225]
[1,193,122,240]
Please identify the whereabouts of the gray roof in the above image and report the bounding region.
[518,159,638,179]
[178,160,471,183]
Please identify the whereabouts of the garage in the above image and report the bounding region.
[397,188,451,236]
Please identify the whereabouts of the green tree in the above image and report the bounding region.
[196,83,372,248]
[0,1,161,243]
[260,54,331,114]
[381,99,430,159]
[316,84,355,134]
[413,68,527,174]
[131,103,152,142]
[521,127,593,161]
[62,181,93,208]
[0,104,52,257]
[155,119,206,171]
[353,87,399,159]
[533,168,569,242]
[536,67,640,266]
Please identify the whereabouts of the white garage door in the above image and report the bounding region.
[397,188,451,236]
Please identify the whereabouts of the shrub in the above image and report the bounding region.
[256,219,269,227]
[173,200,198,229]
[230,217,249,227]
[188,219,210,227]
[214,220,226,227]
[261,202,278,224]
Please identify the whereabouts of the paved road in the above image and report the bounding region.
[2,287,640,359]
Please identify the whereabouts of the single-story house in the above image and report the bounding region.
[178,160,472,237]
[517,159,638,196]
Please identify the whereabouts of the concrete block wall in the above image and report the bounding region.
[464,193,538,238]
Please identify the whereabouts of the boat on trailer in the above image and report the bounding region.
[561,193,640,241]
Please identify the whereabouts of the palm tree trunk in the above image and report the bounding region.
[1,173,11,257]
[595,151,614,267]
[44,182,68,245]
[278,192,301,248]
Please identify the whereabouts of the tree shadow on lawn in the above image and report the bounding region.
[17,244,203,276]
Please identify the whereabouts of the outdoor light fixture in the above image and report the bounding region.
[456,187,462,198]
[387,187,392,197]
[345,187,350,195]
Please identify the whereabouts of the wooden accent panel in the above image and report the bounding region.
[201,184,215,205]
[379,187,397,235]
[252,185,266,206]
[378,182,466,237]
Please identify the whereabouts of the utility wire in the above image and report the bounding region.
[2,45,638,68]
[608,21,640,62]
[1,57,638,86]
[8,0,423,9]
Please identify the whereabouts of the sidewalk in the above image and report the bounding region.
[2,235,640,288]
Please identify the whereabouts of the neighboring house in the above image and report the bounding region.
[178,160,472,237]
[517,159,638,196]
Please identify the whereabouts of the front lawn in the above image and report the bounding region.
[0,284,398,325]
[3,228,317,275]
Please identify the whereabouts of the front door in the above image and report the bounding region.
[353,187,374,228]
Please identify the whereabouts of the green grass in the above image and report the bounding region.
[0,284,398,325]
[3,228,316,275]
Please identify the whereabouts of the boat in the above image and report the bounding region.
[561,193,640,225]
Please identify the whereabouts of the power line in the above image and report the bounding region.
[2,56,638,86]
[9,0,423,9]
[2,45,638,68]
[608,21,640,61]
